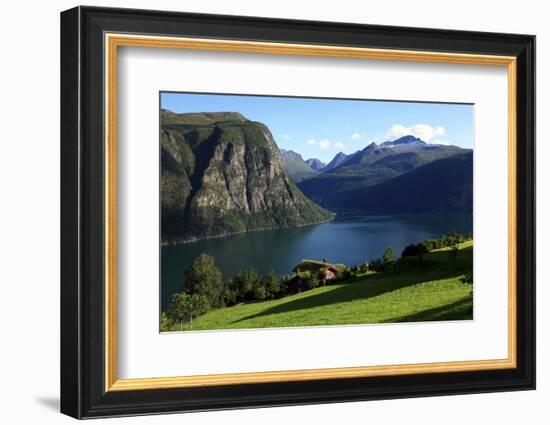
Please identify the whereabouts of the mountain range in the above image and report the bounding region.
[294,135,471,210]
[161,109,472,242]
[160,110,333,243]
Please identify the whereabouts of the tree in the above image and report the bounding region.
[446,233,461,260]
[184,253,223,307]
[167,292,210,330]
[222,281,238,307]
[226,268,263,302]
[382,247,395,267]
[262,271,281,300]
[248,270,266,301]
[401,243,429,261]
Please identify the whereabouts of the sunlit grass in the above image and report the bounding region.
[181,241,473,331]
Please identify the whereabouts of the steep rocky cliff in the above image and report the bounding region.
[161,110,333,243]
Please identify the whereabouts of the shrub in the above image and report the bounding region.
[369,258,384,272]
[304,274,321,290]
[167,292,211,330]
[460,272,473,284]
[160,312,176,332]
[401,243,429,260]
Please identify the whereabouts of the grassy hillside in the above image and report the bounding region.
[175,241,473,331]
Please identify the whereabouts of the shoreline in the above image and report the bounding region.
[161,215,336,246]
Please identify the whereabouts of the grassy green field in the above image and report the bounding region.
[179,241,473,331]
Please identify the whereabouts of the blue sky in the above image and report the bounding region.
[161,92,473,163]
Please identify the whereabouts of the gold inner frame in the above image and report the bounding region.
[104,33,518,392]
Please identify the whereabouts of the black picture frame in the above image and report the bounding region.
[61,5,535,419]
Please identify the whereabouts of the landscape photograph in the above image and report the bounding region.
[159,92,474,332]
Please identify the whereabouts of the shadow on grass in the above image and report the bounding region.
[383,295,473,323]
[232,248,473,324]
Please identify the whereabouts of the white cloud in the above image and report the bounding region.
[387,124,446,143]
[281,133,291,140]
[431,139,450,146]
[319,139,331,150]
[306,138,317,145]
[334,142,346,151]
[350,132,362,141]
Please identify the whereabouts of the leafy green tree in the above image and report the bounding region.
[184,253,223,307]
[446,233,461,260]
[383,247,395,267]
[359,261,370,274]
[262,271,281,300]
[167,292,210,330]
[242,269,267,301]
[226,268,263,302]
[222,281,238,307]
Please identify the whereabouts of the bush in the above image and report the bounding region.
[401,243,429,260]
[304,274,321,290]
[167,292,211,330]
[369,258,384,272]
[160,312,176,332]
[460,272,473,284]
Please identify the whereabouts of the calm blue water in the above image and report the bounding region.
[161,213,472,310]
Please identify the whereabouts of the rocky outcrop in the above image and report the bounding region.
[161,111,333,243]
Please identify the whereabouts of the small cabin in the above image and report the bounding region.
[319,267,337,281]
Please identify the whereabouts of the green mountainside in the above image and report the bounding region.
[280,149,320,183]
[347,151,473,213]
[161,111,333,243]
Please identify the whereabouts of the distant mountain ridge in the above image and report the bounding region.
[279,149,320,183]
[297,135,471,211]
[305,158,326,171]
[322,152,354,173]
[161,111,333,242]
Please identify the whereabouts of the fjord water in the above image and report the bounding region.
[161,213,472,310]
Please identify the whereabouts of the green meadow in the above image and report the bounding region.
[173,241,473,331]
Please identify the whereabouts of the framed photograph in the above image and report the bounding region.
[60,6,535,419]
